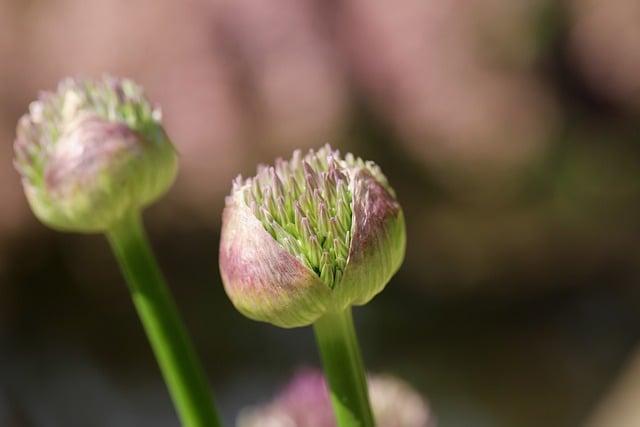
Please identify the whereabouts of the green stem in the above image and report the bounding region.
[313,307,375,427]
[106,211,222,427]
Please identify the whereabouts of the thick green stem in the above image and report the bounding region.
[106,211,222,427]
[313,308,375,427]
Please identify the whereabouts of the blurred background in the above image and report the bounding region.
[1,0,640,425]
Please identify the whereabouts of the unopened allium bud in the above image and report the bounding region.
[236,369,435,427]
[219,145,405,327]
[14,77,177,232]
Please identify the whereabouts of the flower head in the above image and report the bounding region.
[237,369,434,427]
[14,76,177,232]
[219,145,405,327]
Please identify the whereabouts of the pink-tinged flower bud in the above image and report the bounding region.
[219,145,405,327]
[14,77,177,232]
[237,369,435,427]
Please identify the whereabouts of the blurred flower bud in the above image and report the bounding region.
[14,77,177,232]
[219,145,405,327]
[237,369,435,427]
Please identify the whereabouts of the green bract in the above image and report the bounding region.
[219,145,406,328]
[14,77,178,232]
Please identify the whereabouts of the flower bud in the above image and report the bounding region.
[219,145,405,327]
[14,77,177,232]
[237,369,434,427]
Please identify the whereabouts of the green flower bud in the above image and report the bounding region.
[14,77,178,232]
[219,145,405,328]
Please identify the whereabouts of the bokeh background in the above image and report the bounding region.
[1,0,640,425]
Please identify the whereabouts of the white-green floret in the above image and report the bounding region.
[234,145,392,289]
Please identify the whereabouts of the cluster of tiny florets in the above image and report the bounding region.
[14,76,161,189]
[233,144,391,289]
